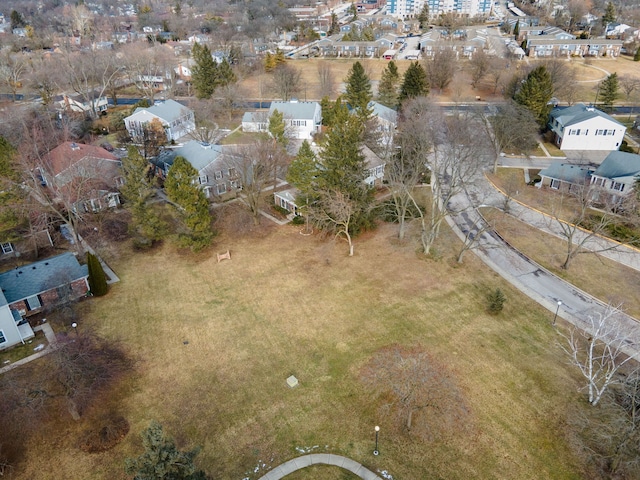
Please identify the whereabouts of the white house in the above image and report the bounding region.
[0,292,33,351]
[548,104,626,151]
[590,151,640,204]
[242,100,322,140]
[369,101,397,146]
[124,99,195,142]
[59,92,109,116]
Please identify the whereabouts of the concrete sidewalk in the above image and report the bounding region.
[0,322,58,375]
[257,454,382,480]
[484,174,640,272]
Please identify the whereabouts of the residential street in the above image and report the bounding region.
[445,167,640,359]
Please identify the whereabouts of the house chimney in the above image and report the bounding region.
[70,142,80,150]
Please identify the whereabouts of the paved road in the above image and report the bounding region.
[446,170,640,359]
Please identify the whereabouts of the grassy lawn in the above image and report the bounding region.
[0,330,48,365]
[12,220,588,480]
[481,208,640,319]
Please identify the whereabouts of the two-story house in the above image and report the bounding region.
[548,104,626,151]
[242,100,322,140]
[124,99,195,142]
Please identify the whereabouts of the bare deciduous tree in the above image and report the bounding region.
[469,49,490,89]
[317,61,335,98]
[224,139,276,225]
[360,344,468,439]
[619,75,640,102]
[271,63,301,101]
[424,49,457,91]
[0,51,28,101]
[546,185,628,270]
[559,304,639,406]
[311,190,357,256]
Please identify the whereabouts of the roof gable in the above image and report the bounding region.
[47,142,118,177]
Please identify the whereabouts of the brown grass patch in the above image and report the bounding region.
[10,220,588,480]
[483,208,640,318]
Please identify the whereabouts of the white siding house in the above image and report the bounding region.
[548,104,626,151]
[242,101,322,140]
[124,99,195,142]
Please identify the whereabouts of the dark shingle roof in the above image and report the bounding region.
[0,252,88,304]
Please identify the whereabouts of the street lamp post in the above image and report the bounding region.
[553,300,562,326]
[71,322,78,336]
[373,425,380,456]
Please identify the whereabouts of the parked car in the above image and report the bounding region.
[100,142,114,152]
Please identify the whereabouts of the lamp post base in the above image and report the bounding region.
[373,450,379,456]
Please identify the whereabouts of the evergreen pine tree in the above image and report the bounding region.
[329,12,339,35]
[287,140,319,199]
[317,108,374,234]
[513,65,553,128]
[417,3,430,29]
[513,20,520,36]
[602,1,616,27]
[125,421,207,480]
[191,43,218,99]
[599,72,619,111]
[121,147,167,248]
[344,61,373,114]
[87,252,108,296]
[377,60,400,108]
[320,96,333,126]
[268,109,288,147]
[165,157,213,251]
[217,58,236,87]
[398,61,429,104]
[635,46,640,61]
[487,288,506,314]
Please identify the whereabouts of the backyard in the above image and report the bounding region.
[8,217,589,480]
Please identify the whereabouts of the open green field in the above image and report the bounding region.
[12,219,589,480]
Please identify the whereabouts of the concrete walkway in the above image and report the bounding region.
[0,322,58,375]
[257,454,382,480]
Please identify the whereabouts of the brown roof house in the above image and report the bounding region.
[42,142,123,213]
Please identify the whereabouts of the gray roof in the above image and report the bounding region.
[269,101,320,120]
[369,101,397,124]
[155,141,224,173]
[538,162,593,184]
[593,151,640,180]
[133,99,192,123]
[549,104,624,129]
[0,252,88,304]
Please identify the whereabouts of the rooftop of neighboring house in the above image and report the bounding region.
[269,100,321,120]
[155,140,224,172]
[369,101,397,123]
[549,104,625,128]
[46,142,118,180]
[593,151,640,181]
[0,252,88,304]
[130,99,192,123]
[538,162,594,184]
